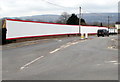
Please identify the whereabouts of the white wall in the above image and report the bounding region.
[109,28,118,33]
[115,24,120,29]
[81,26,108,34]
[6,20,79,39]
[6,19,116,39]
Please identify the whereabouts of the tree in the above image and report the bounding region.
[66,13,86,25]
[56,12,70,24]
[116,22,120,24]
[100,22,103,27]
[81,18,86,25]
[66,14,79,25]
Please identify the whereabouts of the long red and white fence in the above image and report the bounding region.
[6,19,117,40]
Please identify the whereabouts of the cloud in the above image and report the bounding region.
[0,0,119,17]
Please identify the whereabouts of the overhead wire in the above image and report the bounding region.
[41,0,67,8]
[40,0,115,23]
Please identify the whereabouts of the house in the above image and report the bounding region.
[115,22,120,33]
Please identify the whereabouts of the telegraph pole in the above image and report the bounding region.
[108,16,110,32]
[79,7,81,36]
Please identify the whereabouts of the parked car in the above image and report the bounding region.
[97,29,109,37]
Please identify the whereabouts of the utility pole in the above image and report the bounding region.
[79,7,81,35]
[108,16,110,32]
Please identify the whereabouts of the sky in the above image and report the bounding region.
[0,0,119,17]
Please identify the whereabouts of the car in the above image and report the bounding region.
[97,29,109,37]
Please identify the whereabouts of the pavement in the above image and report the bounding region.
[2,35,118,80]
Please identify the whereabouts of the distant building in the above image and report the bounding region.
[115,22,120,29]
[115,22,120,33]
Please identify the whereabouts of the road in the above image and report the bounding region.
[2,35,118,80]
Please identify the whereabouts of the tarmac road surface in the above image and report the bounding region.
[2,35,118,80]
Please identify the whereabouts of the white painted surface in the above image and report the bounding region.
[85,33,88,39]
[6,20,117,39]
[109,28,118,33]
[6,20,78,39]
[115,24,120,29]
[20,56,44,70]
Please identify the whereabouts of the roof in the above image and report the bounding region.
[116,22,120,24]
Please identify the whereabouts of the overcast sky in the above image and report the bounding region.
[0,0,119,17]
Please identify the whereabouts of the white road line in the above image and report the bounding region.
[114,63,120,65]
[111,39,116,41]
[58,40,62,42]
[71,42,79,45]
[111,39,114,41]
[109,61,117,63]
[108,46,114,49]
[20,56,44,70]
[108,46,118,50]
[49,40,86,54]
[96,64,101,66]
[50,48,61,54]
[105,60,118,65]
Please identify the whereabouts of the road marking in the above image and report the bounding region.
[111,39,114,41]
[105,61,118,63]
[108,46,118,50]
[50,48,61,54]
[114,63,120,65]
[109,61,117,63]
[50,40,86,54]
[108,46,114,49]
[58,40,62,42]
[20,56,44,70]
[96,64,101,66]
[111,39,117,41]
[105,60,118,65]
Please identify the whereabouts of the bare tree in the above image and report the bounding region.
[56,12,70,24]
